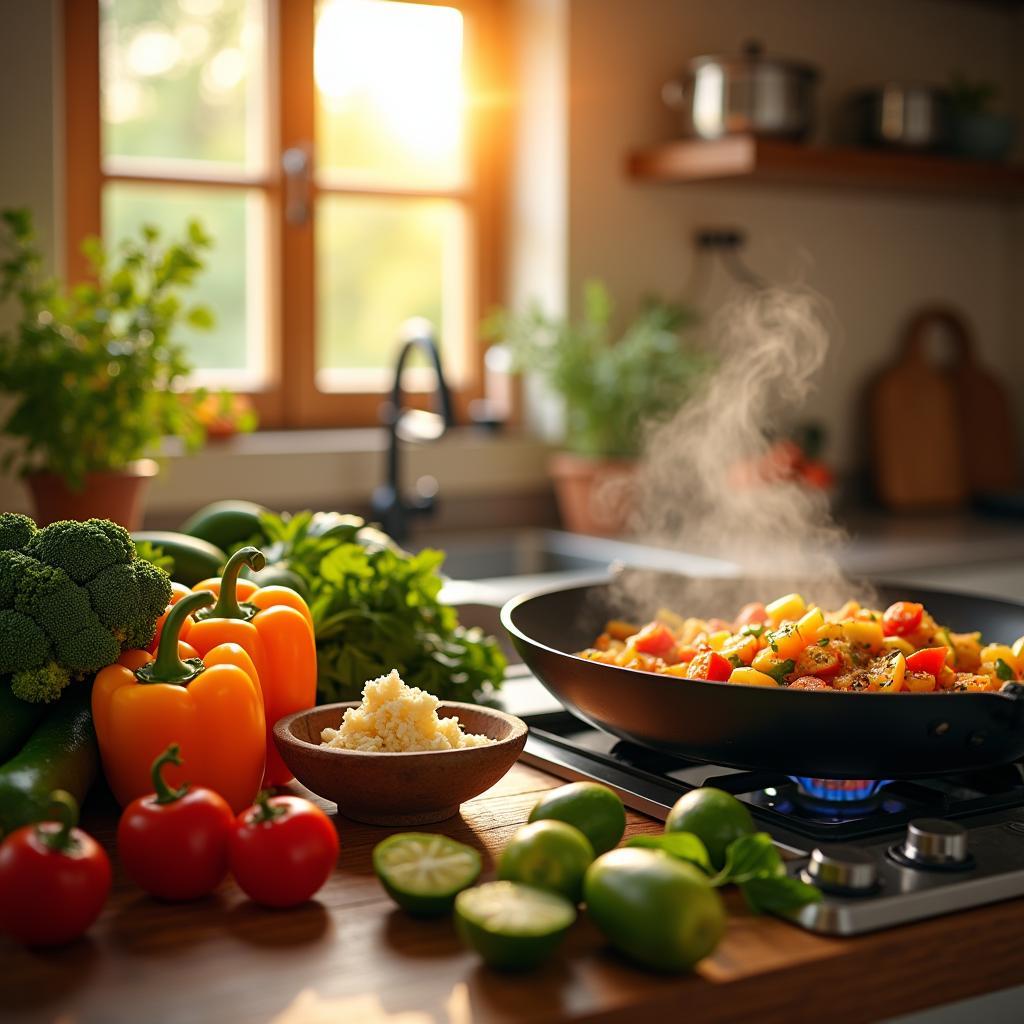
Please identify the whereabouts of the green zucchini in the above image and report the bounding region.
[0,685,98,837]
[0,677,47,762]
[179,500,270,551]
[131,531,227,586]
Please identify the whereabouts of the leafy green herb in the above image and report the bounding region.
[739,624,764,639]
[741,875,823,915]
[766,659,795,684]
[626,833,712,873]
[727,653,744,669]
[251,511,507,704]
[996,658,1015,682]
[816,638,830,647]
[133,541,174,576]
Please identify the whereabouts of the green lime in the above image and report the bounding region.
[665,788,755,870]
[498,820,595,903]
[455,881,576,971]
[528,782,626,855]
[373,833,482,916]
[584,848,726,973]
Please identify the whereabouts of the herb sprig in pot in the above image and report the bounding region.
[0,209,214,528]
[485,281,709,536]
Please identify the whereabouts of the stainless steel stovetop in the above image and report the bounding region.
[520,709,1024,936]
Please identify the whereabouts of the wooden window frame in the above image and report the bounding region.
[62,0,509,430]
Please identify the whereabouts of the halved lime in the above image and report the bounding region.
[455,881,576,970]
[373,833,482,916]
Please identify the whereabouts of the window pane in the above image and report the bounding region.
[316,195,469,385]
[101,0,267,171]
[104,183,268,382]
[315,0,466,189]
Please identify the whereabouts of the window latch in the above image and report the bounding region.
[282,146,312,226]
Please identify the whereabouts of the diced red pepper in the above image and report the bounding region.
[735,602,769,627]
[631,622,676,657]
[687,650,733,682]
[906,646,948,677]
[882,601,924,637]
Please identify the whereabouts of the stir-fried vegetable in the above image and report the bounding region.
[580,593,1016,693]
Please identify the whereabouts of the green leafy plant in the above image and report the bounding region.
[949,73,997,115]
[485,281,708,459]
[0,208,213,487]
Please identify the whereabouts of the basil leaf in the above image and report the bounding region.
[740,624,764,638]
[996,658,1015,682]
[627,833,712,873]
[766,659,795,684]
[740,875,823,915]
[711,833,784,886]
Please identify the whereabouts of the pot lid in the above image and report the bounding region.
[688,40,818,80]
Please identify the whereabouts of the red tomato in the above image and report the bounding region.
[632,622,675,657]
[117,745,234,902]
[789,676,831,690]
[230,794,339,908]
[793,642,842,679]
[0,792,111,946]
[687,650,733,682]
[882,602,924,637]
[735,602,769,627]
[906,646,948,677]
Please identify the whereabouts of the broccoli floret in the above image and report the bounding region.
[25,518,135,583]
[14,560,97,642]
[55,624,121,672]
[11,661,72,703]
[87,559,172,649]
[0,609,50,674]
[0,513,37,552]
[0,550,33,608]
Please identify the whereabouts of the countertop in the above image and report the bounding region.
[7,762,1024,1024]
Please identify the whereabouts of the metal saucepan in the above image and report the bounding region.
[501,575,1024,779]
[852,83,950,150]
[663,41,819,142]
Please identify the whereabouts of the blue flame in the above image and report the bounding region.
[791,778,892,802]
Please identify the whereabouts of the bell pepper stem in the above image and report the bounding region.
[204,547,267,621]
[151,743,189,804]
[140,590,215,685]
[38,789,79,853]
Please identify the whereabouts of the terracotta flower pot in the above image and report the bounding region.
[548,451,637,537]
[25,459,159,530]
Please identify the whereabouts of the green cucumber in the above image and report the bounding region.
[179,500,270,551]
[0,677,47,762]
[131,531,227,586]
[0,685,98,837]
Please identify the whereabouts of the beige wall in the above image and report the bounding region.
[565,0,1022,471]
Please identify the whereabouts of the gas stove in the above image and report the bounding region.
[519,708,1024,936]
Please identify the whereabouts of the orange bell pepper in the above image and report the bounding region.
[186,547,317,787]
[92,590,266,814]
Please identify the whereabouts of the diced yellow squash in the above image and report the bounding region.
[981,644,1017,672]
[951,631,983,671]
[707,630,732,652]
[606,619,639,641]
[882,636,915,655]
[763,622,808,661]
[766,593,806,626]
[720,633,758,666]
[796,606,825,640]
[728,667,779,687]
[867,650,906,692]
[816,619,884,656]
[663,662,693,678]
[751,647,795,679]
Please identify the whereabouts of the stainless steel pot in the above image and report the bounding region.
[853,84,950,150]
[663,41,818,142]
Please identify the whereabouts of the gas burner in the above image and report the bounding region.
[790,777,893,814]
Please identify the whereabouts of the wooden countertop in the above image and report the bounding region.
[5,762,1024,1024]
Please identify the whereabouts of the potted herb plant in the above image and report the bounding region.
[0,209,214,529]
[948,73,1015,161]
[487,281,708,536]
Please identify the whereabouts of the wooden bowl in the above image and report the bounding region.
[273,702,528,826]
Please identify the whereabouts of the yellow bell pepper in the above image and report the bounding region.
[187,547,317,787]
[92,590,265,814]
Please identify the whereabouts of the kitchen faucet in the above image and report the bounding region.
[371,318,455,543]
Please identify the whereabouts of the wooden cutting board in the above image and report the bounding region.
[871,306,1019,509]
[871,307,969,509]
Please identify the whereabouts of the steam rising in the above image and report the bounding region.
[620,284,871,617]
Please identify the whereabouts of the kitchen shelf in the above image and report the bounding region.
[627,135,1024,200]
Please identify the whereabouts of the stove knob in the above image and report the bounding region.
[802,846,878,894]
[902,819,969,866]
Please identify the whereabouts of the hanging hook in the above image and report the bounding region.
[687,227,767,299]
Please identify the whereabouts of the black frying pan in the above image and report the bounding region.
[500,575,1024,779]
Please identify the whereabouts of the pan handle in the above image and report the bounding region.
[997,681,1024,724]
